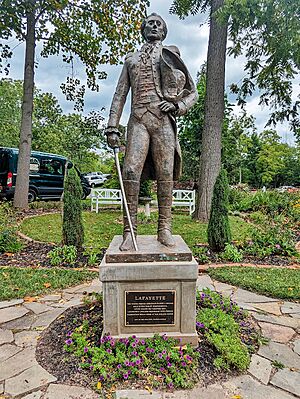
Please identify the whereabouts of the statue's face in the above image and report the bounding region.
[143,15,165,42]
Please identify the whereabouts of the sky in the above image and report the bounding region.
[1,0,299,144]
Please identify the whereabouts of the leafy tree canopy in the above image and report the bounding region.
[170,0,300,133]
[0,0,149,109]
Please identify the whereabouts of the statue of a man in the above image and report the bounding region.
[105,13,198,251]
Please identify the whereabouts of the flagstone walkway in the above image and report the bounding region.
[0,275,299,399]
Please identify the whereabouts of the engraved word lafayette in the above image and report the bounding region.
[125,290,175,326]
[105,13,198,251]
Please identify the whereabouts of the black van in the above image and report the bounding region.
[0,147,91,202]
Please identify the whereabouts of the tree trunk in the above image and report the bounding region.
[13,3,35,209]
[194,0,228,222]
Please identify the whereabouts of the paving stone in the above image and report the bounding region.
[224,374,295,399]
[22,391,43,399]
[14,330,40,347]
[292,313,300,319]
[0,343,22,362]
[116,390,161,399]
[232,288,277,303]
[213,281,235,295]
[40,294,61,302]
[258,341,300,369]
[23,302,53,314]
[188,384,231,399]
[0,298,24,309]
[63,283,89,294]
[250,302,282,316]
[73,282,102,294]
[0,306,29,324]
[162,390,189,398]
[44,383,98,399]
[31,308,65,329]
[0,328,13,345]
[235,302,257,311]
[0,347,36,380]
[0,382,3,393]
[258,322,295,343]
[293,339,300,355]
[1,313,36,330]
[51,297,82,309]
[270,368,300,397]
[248,354,272,384]
[281,302,300,315]
[5,364,57,397]
[196,275,215,291]
[252,312,300,329]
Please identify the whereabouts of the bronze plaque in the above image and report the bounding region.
[125,290,175,326]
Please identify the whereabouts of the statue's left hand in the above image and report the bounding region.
[159,101,177,113]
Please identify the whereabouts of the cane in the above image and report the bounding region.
[113,147,138,251]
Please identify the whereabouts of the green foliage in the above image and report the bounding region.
[63,168,84,249]
[196,289,251,371]
[220,244,243,263]
[192,245,210,264]
[208,267,300,300]
[139,180,153,199]
[48,245,77,266]
[271,360,285,370]
[0,0,149,110]
[0,203,23,254]
[65,332,200,391]
[0,267,97,301]
[208,168,232,252]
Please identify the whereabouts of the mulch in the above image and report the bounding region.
[36,300,259,395]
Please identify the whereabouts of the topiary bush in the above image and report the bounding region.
[62,168,84,249]
[207,168,231,252]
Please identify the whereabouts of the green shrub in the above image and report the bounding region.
[63,168,84,248]
[0,203,23,253]
[48,245,77,266]
[220,244,243,262]
[208,168,232,252]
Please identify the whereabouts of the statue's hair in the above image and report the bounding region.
[141,13,168,41]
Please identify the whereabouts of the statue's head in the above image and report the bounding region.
[141,13,168,42]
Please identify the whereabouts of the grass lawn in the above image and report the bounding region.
[0,267,98,301]
[20,210,251,250]
[208,266,300,300]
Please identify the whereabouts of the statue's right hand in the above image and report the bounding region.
[105,127,121,149]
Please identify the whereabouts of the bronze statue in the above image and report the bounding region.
[105,13,198,251]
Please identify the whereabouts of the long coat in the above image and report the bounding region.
[107,42,198,181]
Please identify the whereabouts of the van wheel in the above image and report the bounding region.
[81,189,88,200]
[28,189,37,203]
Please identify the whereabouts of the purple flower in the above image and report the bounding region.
[141,340,145,345]
[89,365,94,370]
[275,244,281,249]
[162,334,168,341]
[167,382,174,389]
[65,339,73,345]
[132,335,136,339]
[123,373,129,379]
[134,338,139,344]
[110,339,115,347]
[150,348,155,353]
[146,347,151,352]
[124,360,130,366]
[160,367,165,372]
[106,348,112,354]
[131,351,138,356]
[186,355,192,361]
[196,321,205,328]
[167,362,172,367]
[181,361,187,367]
[162,350,167,355]
[131,342,137,348]
[100,338,105,344]
[135,359,141,365]
[117,364,122,369]
[66,331,72,337]
[158,353,163,359]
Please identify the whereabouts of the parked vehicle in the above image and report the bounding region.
[84,171,111,179]
[85,174,106,188]
[276,186,298,193]
[0,147,91,202]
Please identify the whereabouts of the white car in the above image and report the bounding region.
[86,174,106,188]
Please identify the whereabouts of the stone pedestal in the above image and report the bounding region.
[100,235,198,346]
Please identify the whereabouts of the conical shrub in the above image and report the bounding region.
[62,168,84,249]
[207,168,231,252]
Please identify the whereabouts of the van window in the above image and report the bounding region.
[0,152,8,173]
[39,159,63,175]
[30,157,40,173]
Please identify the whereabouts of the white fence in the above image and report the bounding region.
[91,188,196,215]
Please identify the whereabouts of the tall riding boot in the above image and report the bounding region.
[157,180,175,247]
[119,180,139,251]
